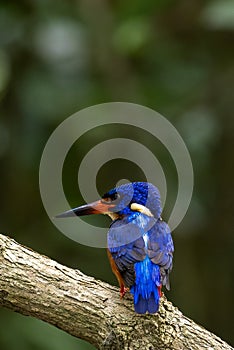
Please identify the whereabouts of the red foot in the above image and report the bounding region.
[120,285,129,298]
[157,285,162,297]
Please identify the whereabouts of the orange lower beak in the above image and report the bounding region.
[56,200,115,218]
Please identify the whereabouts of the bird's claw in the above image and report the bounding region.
[120,286,129,298]
[157,285,162,297]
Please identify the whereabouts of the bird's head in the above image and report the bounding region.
[56,182,162,220]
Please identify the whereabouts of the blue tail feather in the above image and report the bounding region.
[134,293,159,314]
[131,256,161,314]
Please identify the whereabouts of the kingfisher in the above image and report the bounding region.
[56,182,174,314]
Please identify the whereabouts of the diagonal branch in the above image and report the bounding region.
[0,233,232,350]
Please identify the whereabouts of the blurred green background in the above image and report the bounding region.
[0,0,234,349]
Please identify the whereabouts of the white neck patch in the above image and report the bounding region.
[130,203,154,217]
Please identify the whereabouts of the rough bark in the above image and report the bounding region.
[0,233,232,350]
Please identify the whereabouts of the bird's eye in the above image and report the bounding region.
[102,192,120,203]
[102,197,112,203]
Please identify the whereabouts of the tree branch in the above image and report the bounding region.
[0,233,232,350]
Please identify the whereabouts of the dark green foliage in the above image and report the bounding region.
[0,0,234,349]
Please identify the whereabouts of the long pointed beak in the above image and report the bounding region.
[55,200,115,218]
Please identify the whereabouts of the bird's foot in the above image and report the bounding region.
[157,285,162,297]
[120,286,129,298]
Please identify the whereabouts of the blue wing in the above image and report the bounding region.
[147,219,174,289]
[107,213,148,287]
[108,214,174,314]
